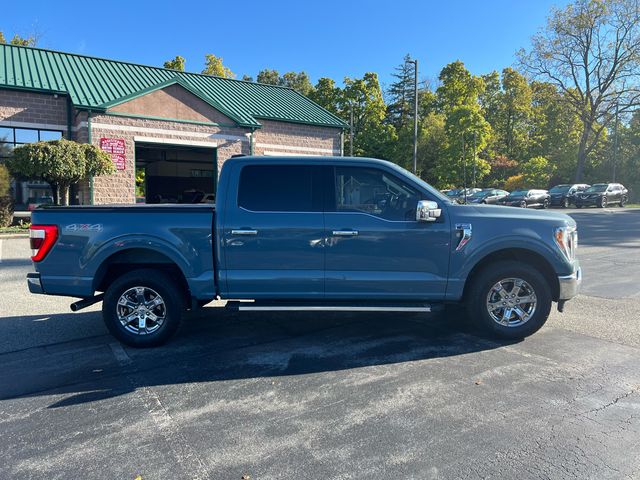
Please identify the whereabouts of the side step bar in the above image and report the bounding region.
[226,302,431,313]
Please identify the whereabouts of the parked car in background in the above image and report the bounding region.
[466,189,510,205]
[498,189,550,209]
[445,188,482,204]
[549,184,590,208]
[27,195,54,211]
[574,183,628,208]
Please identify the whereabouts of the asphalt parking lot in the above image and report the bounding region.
[1,207,639,479]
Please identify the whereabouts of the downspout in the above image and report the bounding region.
[87,110,94,205]
[66,96,73,141]
[340,129,345,156]
[249,128,255,155]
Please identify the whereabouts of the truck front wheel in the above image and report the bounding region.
[102,269,184,347]
[466,261,552,339]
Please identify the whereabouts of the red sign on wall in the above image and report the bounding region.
[100,138,126,170]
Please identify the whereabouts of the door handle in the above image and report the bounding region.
[231,229,258,235]
[332,230,359,236]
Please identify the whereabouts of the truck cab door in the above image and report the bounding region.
[324,165,450,300]
[221,164,325,299]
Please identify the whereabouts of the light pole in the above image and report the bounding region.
[349,101,354,157]
[408,58,419,174]
[612,102,619,182]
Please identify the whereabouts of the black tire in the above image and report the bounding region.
[519,200,527,208]
[465,260,552,339]
[102,269,184,347]
[620,196,627,207]
[563,197,570,208]
[576,204,583,209]
[599,196,607,208]
[542,199,549,209]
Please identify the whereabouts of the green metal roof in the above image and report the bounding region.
[0,44,347,129]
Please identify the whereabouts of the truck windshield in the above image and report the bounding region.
[550,185,571,193]
[586,185,607,192]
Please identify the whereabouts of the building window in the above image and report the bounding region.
[0,127,63,205]
[0,127,63,161]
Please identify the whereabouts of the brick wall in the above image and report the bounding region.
[253,119,342,157]
[80,113,252,204]
[0,89,68,131]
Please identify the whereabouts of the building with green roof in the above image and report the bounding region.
[0,43,347,205]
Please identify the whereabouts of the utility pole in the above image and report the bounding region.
[472,131,477,188]
[462,135,467,204]
[612,102,619,182]
[349,102,354,157]
[408,58,419,174]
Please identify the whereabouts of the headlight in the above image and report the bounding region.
[554,226,577,261]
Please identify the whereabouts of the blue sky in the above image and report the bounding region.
[4,0,568,88]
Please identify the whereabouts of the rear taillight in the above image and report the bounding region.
[30,225,58,262]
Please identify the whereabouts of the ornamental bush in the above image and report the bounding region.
[6,139,114,205]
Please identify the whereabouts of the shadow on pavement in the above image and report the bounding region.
[568,209,640,248]
[0,307,515,408]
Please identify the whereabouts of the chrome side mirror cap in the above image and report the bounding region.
[416,200,441,222]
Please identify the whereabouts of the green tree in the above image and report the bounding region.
[340,73,397,159]
[436,61,485,112]
[163,55,185,71]
[519,156,555,188]
[256,69,281,85]
[202,54,235,78]
[387,54,418,129]
[528,81,583,181]
[308,77,341,115]
[0,31,37,46]
[281,71,314,96]
[499,68,533,161]
[6,139,114,205]
[519,0,640,182]
[241,74,254,82]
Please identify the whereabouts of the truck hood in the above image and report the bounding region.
[448,204,576,227]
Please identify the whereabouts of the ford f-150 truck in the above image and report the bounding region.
[27,156,581,347]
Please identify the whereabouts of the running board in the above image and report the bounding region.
[226,302,431,313]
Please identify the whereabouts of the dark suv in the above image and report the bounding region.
[498,189,550,209]
[549,184,590,208]
[574,183,628,208]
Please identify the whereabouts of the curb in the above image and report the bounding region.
[0,233,29,239]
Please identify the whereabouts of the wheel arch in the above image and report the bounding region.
[93,248,191,305]
[462,248,560,302]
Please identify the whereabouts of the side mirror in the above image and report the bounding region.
[416,200,441,222]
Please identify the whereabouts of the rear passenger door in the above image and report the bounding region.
[222,164,325,299]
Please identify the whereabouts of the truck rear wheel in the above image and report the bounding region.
[466,261,552,339]
[102,269,183,347]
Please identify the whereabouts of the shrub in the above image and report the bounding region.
[503,174,525,191]
[0,195,14,228]
[0,164,10,196]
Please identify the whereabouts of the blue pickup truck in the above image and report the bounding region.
[27,156,581,347]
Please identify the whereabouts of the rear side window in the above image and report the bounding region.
[238,165,321,212]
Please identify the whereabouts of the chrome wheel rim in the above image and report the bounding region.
[116,286,166,335]
[486,278,537,327]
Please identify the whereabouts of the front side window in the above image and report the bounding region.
[335,167,420,221]
[238,165,321,212]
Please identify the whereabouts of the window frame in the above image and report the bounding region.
[329,165,424,222]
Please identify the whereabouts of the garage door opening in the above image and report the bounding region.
[135,142,217,204]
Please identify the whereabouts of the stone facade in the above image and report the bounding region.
[0,90,69,134]
[1,86,344,205]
